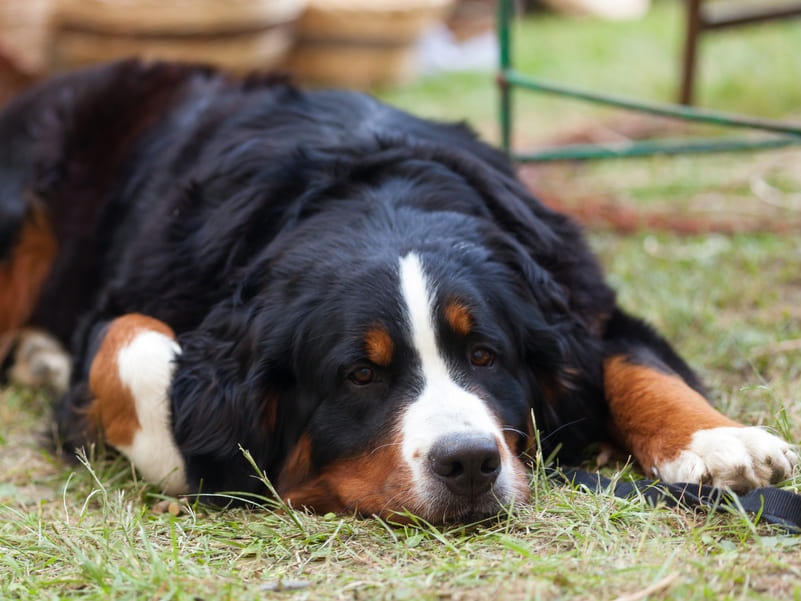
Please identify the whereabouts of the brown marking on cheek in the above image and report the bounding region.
[278,434,415,519]
[0,207,57,334]
[364,327,393,367]
[444,301,473,336]
[276,434,313,493]
[604,355,740,474]
[86,314,176,447]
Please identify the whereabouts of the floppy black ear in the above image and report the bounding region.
[478,174,615,459]
[168,280,311,498]
[169,297,269,495]
[494,238,607,461]
[395,140,614,458]
[524,313,607,462]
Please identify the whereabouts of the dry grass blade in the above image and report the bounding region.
[612,573,681,601]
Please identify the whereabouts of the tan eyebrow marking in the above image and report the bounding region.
[364,327,394,366]
[444,301,473,336]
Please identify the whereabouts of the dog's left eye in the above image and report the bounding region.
[348,366,375,385]
[469,346,495,368]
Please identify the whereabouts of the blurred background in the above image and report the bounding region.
[0,0,798,140]
[5,0,469,102]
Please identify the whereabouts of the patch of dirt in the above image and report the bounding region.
[523,181,801,234]
[0,388,61,505]
[518,117,801,234]
[0,434,60,505]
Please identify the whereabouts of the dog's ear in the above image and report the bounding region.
[170,299,267,495]
[168,288,304,497]
[494,239,605,454]
[410,147,611,459]
[524,315,606,462]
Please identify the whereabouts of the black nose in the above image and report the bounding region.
[429,433,501,498]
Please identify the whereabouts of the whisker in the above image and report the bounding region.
[538,417,590,444]
[370,441,403,456]
[380,489,423,518]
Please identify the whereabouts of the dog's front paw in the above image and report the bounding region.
[7,329,71,393]
[655,426,797,491]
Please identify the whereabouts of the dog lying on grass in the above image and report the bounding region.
[0,60,795,522]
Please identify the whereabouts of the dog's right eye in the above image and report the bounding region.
[348,366,375,386]
[469,346,495,368]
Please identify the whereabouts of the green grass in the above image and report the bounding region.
[3,2,801,598]
[3,422,801,600]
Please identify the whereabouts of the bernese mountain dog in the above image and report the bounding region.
[0,60,795,523]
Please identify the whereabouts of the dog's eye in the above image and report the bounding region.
[348,366,375,385]
[469,347,495,368]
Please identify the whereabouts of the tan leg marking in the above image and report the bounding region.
[87,315,174,447]
[604,355,738,472]
[87,314,187,494]
[0,207,57,333]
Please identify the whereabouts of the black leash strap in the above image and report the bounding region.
[552,468,801,533]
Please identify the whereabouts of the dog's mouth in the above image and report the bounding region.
[395,475,529,525]
[404,492,521,526]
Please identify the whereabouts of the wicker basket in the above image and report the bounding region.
[290,0,454,89]
[52,0,306,72]
[0,0,53,74]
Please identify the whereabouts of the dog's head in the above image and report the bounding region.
[169,144,606,523]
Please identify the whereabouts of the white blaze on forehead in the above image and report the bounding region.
[397,253,516,493]
[398,253,450,381]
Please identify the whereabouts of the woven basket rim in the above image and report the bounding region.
[305,0,452,12]
[55,0,307,33]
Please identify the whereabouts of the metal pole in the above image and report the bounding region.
[680,0,703,105]
[497,0,513,153]
[503,71,801,136]
[514,135,800,162]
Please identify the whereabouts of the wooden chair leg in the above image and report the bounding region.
[679,0,703,105]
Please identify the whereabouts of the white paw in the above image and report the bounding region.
[8,330,71,393]
[655,426,797,491]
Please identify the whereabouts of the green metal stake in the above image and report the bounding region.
[497,0,513,154]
